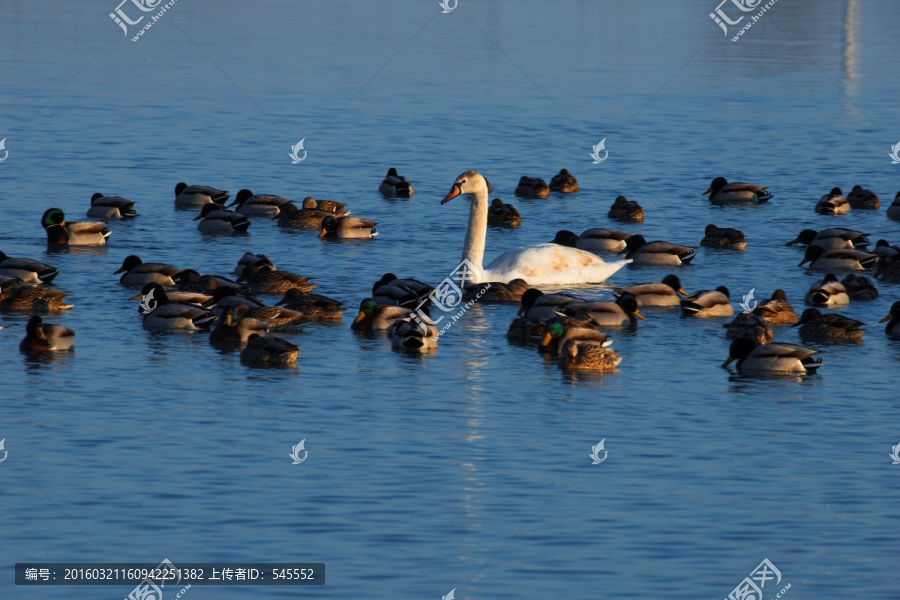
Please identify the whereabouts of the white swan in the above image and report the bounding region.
[441,170,630,285]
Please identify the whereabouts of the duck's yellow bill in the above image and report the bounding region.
[318,229,327,238]
[129,292,143,300]
[786,238,800,246]
[721,356,735,368]
[702,187,712,196]
[540,333,552,347]
[634,309,647,322]
[798,259,809,267]
[353,312,366,324]
[880,314,892,323]
[677,288,688,296]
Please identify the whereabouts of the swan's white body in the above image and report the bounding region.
[443,170,630,284]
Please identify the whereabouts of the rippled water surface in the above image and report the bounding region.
[2,1,900,598]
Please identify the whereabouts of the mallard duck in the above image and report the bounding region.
[131,283,210,307]
[786,228,869,249]
[277,204,333,229]
[549,169,579,193]
[507,311,600,343]
[506,317,547,342]
[722,338,822,373]
[240,333,299,366]
[378,168,414,198]
[387,316,438,353]
[539,318,611,353]
[680,286,733,317]
[887,191,900,220]
[351,298,409,331]
[238,304,305,330]
[487,198,521,228]
[319,215,377,239]
[551,228,634,253]
[114,255,183,287]
[517,288,584,319]
[177,270,246,294]
[607,195,644,222]
[174,182,229,208]
[462,278,529,303]
[42,208,110,245]
[87,193,137,219]
[880,301,900,335]
[558,339,621,372]
[0,280,72,314]
[233,252,275,278]
[208,286,265,313]
[841,273,878,300]
[874,239,900,263]
[372,273,432,308]
[514,176,550,199]
[703,177,772,205]
[229,189,296,218]
[209,304,269,343]
[303,197,350,216]
[804,274,849,306]
[814,187,850,214]
[19,315,75,351]
[752,289,797,325]
[134,283,216,330]
[615,274,687,307]
[0,252,59,284]
[275,288,344,321]
[239,265,316,295]
[193,203,251,234]
[722,313,774,344]
[558,293,647,327]
[137,283,216,329]
[799,246,879,271]
[847,184,880,209]
[619,234,697,265]
[701,224,747,250]
[793,308,865,342]
[876,254,900,283]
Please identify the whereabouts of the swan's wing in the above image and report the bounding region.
[486,244,630,285]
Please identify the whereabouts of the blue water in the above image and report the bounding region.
[2,0,900,598]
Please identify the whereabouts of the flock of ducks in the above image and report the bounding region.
[4,169,900,374]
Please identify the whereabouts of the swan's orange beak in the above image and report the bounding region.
[441,184,461,205]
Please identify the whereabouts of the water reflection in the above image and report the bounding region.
[843,0,861,97]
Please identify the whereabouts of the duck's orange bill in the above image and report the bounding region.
[441,185,461,204]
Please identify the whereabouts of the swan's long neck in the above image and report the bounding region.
[461,182,489,282]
